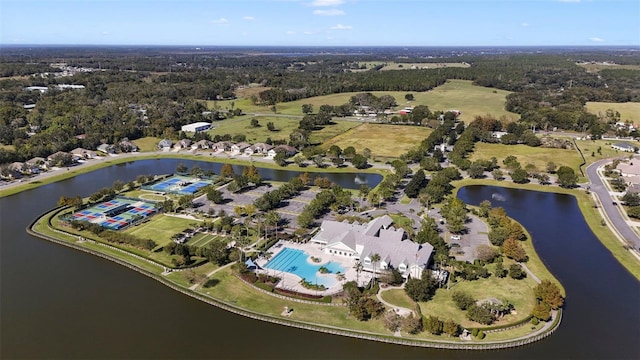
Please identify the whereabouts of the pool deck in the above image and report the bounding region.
[255,240,372,296]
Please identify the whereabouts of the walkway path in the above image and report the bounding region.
[518,262,541,284]
[376,284,414,317]
[188,261,236,290]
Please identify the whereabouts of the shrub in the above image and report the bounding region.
[477,330,486,339]
[509,263,527,279]
[471,328,479,337]
[452,291,476,310]
[531,317,539,325]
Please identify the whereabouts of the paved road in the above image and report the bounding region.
[586,157,640,251]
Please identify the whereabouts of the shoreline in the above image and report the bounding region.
[27,206,563,350]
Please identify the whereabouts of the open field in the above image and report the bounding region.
[469,142,584,174]
[577,63,640,72]
[322,123,432,160]
[355,62,470,71]
[132,136,162,152]
[207,116,360,145]
[189,232,222,248]
[380,289,415,310]
[576,139,639,165]
[207,80,518,121]
[419,270,537,328]
[585,102,640,124]
[123,214,198,247]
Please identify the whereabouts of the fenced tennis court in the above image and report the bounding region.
[69,197,158,230]
[142,175,214,195]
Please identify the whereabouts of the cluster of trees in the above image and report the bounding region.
[482,204,528,262]
[67,220,157,250]
[343,281,385,321]
[297,185,353,228]
[253,176,306,212]
[532,280,564,321]
[621,192,640,219]
[404,270,439,302]
[452,291,514,325]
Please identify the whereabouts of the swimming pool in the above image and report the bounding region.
[264,248,345,288]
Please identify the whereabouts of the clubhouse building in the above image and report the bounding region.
[310,215,433,280]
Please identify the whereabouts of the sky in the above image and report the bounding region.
[1,0,639,46]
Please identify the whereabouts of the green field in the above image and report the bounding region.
[208,116,360,145]
[208,80,518,121]
[132,136,162,152]
[577,63,640,72]
[123,214,198,247]
[322,123,432,159]
[470,142,584,174]
[419,269,537,328]
[585,101,640,124]
[189,232,222,248]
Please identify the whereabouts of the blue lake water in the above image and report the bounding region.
[264,247,344,287]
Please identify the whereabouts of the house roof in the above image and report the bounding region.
[313,215,433,270]
[233,142,251,149]
[26,157,46,165]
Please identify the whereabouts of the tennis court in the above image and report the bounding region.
[144,175,213,195]
[71,197,158,230]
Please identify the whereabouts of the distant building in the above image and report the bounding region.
[612,142,637,153]
[181,122,212,133]
[158,139,173,150]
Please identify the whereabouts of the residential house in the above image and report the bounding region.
[25,157,48,173]
[267,145,298,158]
[70,147,98,160]
[231,142,251,154]
[177,139,192,149]
[310,215,433,280]
[212,141,232,152]
[249,142,274,156]
[191,140,213,150]
[47,151,75,167]
[158,139,173,150]
[118,139,139,153]
[97,143,115,154]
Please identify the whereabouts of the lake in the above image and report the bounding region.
[1,163,638,359]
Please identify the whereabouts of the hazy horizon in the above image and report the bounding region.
[2,0,639,47]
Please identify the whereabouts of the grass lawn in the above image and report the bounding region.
[189,232,222,248]
[123,214,198,247]
[577,63,640,72]
[209,80,517,121]
[420,274,537,329]
[132,136,162,152]
[203,267,392,334]
[470,142,584,174]
[207,116,360,145]
[0,144,15,151]
[577,139,639,165]
[380,289,415,309]
[585,102,640,124]
[322,123,432,160]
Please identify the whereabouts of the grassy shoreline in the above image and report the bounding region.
[0,152,388,198]
[452,178,640,281]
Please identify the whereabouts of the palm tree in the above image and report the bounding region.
[265,211,281,240]
[370,253,381,287]
[354,261,363,286]
[236,235,251,262]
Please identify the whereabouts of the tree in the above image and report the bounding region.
[494,261,507,278]
[266,122,276,131]
[508,263,526,279]
[302,103,313,114]
[492,169,504,180]
[206,188,224,204]
[443,319,460,337]
[502,238,528,262]
[532,302,551,321]
[534,280,564,309]
[404,273,438,302]
[475,244,499,262]
[353,261,363,285]
[402,314,423,334]
[220,163,235,178]
[206,240,229,265]
[510,168,529,184]
[405,169,425,198]
[250,118,260,128]
[343,146,357,159]
[556,166,578,188]
[424,316,444,335]
[176,163,188,173]
[452,291,475,310]
[274,150,287,167]
[546,162,557,174]
[370,253,381,286]
[384,311,402,332]
[622,192,640,206]
[113,180,124,192]
[467,163,485,179]
[405,93,414,101]
[351,154,368,169]
[467,304,494,325]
